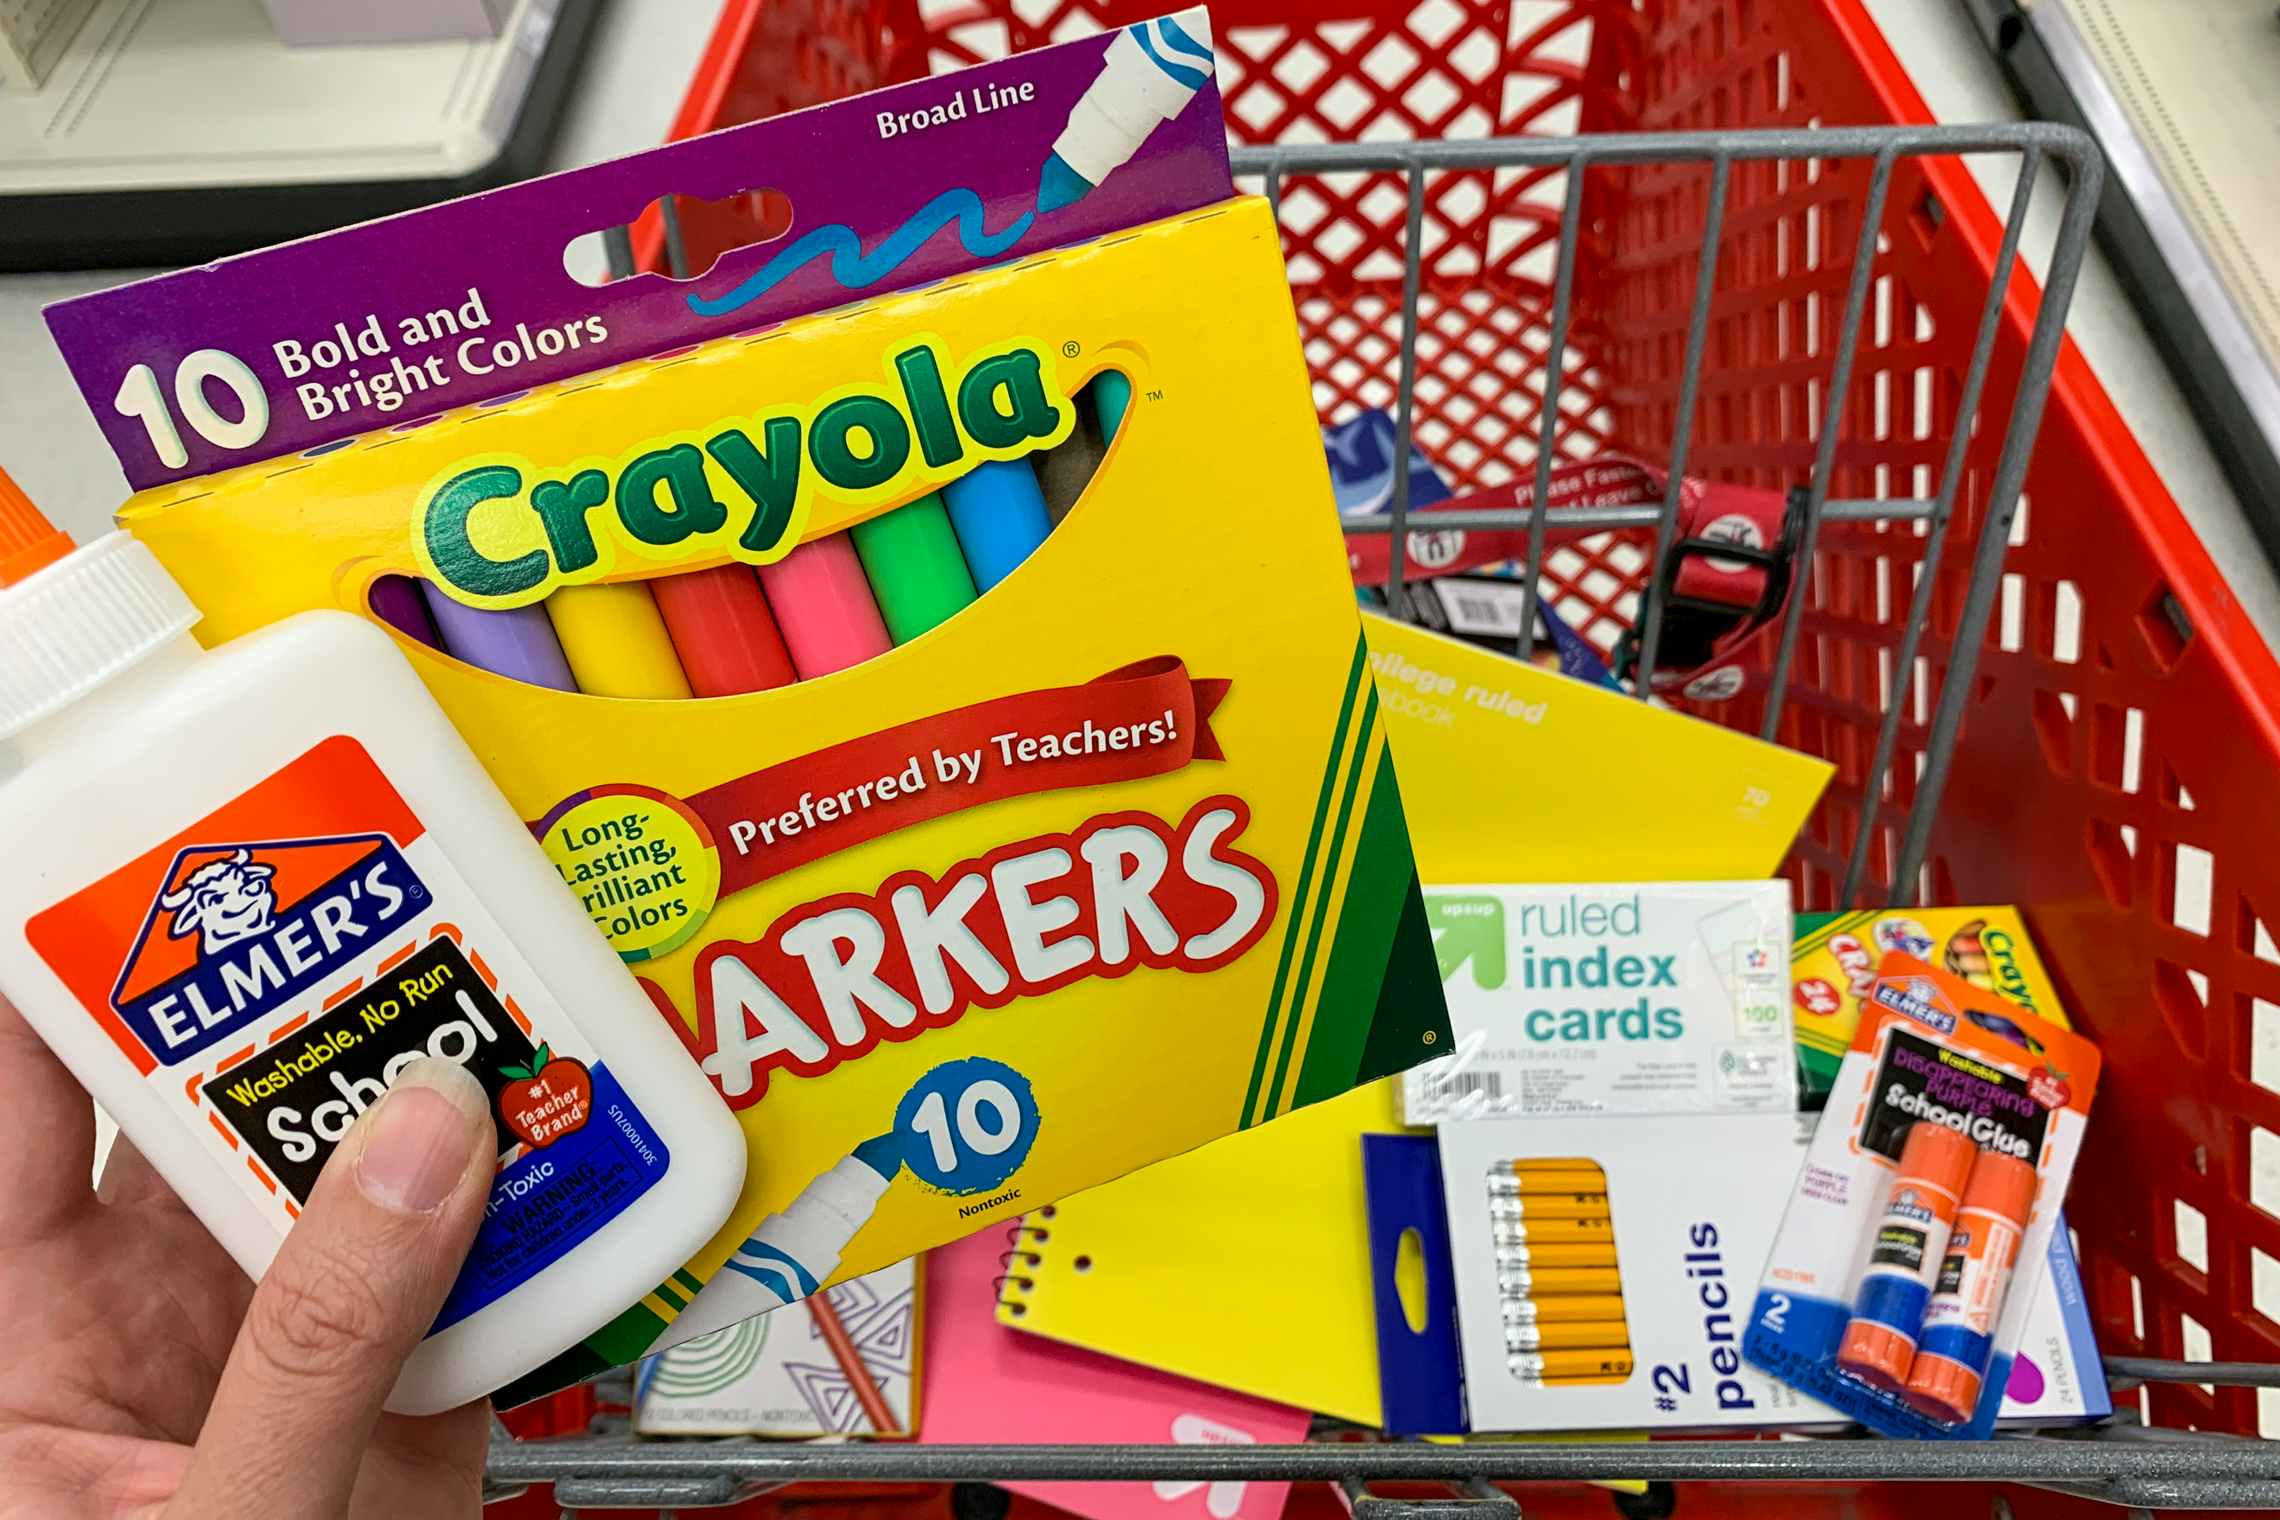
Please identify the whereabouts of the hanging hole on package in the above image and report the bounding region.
[272,288,610,424]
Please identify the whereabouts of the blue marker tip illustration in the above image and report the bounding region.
[1037,12,1214,215]
[1037,152,1095,216]
[854,1131,904,1180]
[651,1139,903,1348]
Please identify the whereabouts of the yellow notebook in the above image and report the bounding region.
[1000,1079,1403,1424]
[1362,612,1832,882]
[997,617,1833,1423]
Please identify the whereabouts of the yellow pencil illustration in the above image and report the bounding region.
[1502,1293,1628,1324]
[1505,1320,1632,1352]
[1509,1347,1634,1381]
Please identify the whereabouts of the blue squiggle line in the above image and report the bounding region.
[686,187,1034,318]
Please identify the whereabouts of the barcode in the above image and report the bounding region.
[1434,1070,1504,1099]
[1454,594,1517,629]
[1434,579,1528,637]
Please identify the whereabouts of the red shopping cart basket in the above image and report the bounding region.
[585,0,2280,1490]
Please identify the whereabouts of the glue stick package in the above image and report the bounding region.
[1742,953,2099,1437]
[38,8,1450,1406]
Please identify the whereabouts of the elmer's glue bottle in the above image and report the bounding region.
[1836,1121,1976,1390]
[1904,1149,2039,1421]
[0,474,746,1415]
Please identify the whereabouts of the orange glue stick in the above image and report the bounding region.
[1836,1121,1977,1391]
[1903,1149,2038,1421]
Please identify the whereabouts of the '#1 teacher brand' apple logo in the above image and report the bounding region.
[496,1044,593,1147]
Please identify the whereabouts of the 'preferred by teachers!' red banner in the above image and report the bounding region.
[687,657,1229,897]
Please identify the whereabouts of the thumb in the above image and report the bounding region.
[169,1057,495,1519]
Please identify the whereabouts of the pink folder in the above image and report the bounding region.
[922,1225,1310,1520]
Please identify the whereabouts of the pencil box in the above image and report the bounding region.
[1368,1122,2107,1433]
[40,6,1449,1405]
[1435,1112,1831,1433]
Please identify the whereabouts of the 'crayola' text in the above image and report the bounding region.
[414,337,1070,606]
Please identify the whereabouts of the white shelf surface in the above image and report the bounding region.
[2055,0,2280,384]
[0,0,562,192]
[0,0,717,543]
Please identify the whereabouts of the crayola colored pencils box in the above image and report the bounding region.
[43,9,1450,1404]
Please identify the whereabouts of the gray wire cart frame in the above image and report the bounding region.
[492,122,2280,1512]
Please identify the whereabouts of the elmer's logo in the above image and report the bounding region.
[1872,976,1956,1034]
[111,834,427,1066]
[414,335,1073,608]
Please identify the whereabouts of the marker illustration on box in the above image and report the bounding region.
[650,564,797,696]
[421,590,575,690]
[690,189,1034,317]
[1040,15,1215,213]
[661,1133,906,1347]
[943,459,1055,592]
[692,9,1215,320]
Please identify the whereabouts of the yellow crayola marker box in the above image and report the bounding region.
[42,9,1450,1403]
[1791,908,2073,1106]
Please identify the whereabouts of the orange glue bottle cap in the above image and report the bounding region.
[0,468,73,588]
[1901,1351,1980,1422]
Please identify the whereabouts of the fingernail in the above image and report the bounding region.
[354,1057,490,1214]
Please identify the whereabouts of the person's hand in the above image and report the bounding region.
[0,988,498,1519]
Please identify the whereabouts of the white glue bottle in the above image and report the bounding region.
[0,473,746,1415]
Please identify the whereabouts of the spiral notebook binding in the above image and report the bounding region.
[994,1212,1054,1315]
